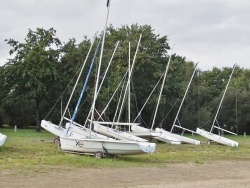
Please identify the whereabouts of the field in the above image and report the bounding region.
[1,128,250,187]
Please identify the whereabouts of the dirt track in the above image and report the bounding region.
[1,161,250,188]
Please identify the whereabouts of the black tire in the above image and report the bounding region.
[54,137,60,144]
[95,151,104,159]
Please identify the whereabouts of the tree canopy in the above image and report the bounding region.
[0,25,250,134]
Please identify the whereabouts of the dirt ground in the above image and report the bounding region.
[1,161,250,188]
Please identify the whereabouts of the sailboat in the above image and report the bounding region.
[41,33,98,139]
[0,133,7,147]
[156,63,201,145]
[93,34,149,142]
[120,46,181,144]
[196,64,239,147]
[59,0,156,157]
[138,47,181,144]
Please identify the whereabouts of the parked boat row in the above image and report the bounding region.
[39,1,238,158]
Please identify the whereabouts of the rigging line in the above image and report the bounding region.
[130,80,139,122]
[67,108,72,120]
[151,45,174,130]
[170,63,198,132]
[199,110,217,128]
[66,34,103,136]
[58,34,97,127]
[210,64,236,132]
[140,117,149,129]
[96,108,112,122]
[133,73,164,123]
[200,100,224,129]
[97,69,129,120]
[112,74,127,123]
[82,41,120,126]
[117,34,142,122]
[89,1,111,135]
[160,92,184,125]
[115,0,122,26]
[94,109,105,122]
[44,59,87,120]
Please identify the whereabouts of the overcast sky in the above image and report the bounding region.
[1,0,250,70]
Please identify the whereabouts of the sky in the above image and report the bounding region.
[1,0,250,71]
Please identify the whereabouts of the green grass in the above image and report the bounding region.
[0,128,250,171]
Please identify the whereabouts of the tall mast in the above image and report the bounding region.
[89,0,111,128]
[170,63,198,132]
[117,34,142,122]
[151,46,174,130]
[128,42,131,129]
[58,34,96,127]
[210,64,236,132]
[83,41,120,127]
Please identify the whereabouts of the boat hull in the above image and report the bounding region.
[68,123,114,140]
[0,133,7,147]
[156,128,200,145]
[154,128,182,144]
[196,128,238,147]
[127,125,160,137]
[93,122,148,142]
[41,120,83,138]
[60,136,156,155]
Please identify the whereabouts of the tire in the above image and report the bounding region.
[95,151,104,159]
[207,140,211,145]
[54,137,60,144]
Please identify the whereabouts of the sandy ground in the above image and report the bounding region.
[1,161,250,188]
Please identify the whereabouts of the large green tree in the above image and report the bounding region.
[2,28,62,131]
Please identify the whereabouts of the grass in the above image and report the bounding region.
[0,128,250,171]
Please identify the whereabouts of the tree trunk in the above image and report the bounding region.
[35,100,41,132]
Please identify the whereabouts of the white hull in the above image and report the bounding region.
[156,128,200,145]
[68,123,114,140]
[127,124,160,137]
[196,128,238,147]
[60,136,156,155]
[0,133,7,147]
[154,128,182,145]
[41,120,83,138]
[93,122,148,142]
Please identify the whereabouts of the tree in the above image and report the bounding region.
[3,28,61,131]
[95,24,171,126]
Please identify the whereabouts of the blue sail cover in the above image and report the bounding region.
[66,34,103,135]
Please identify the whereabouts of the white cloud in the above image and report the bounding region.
[0,0,249,71]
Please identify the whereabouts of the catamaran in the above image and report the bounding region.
[41,31,98,140]
[0,133,7,147]
[93,121,148,142]
[196,64,238,147]
[92,34,150,143]
[156,63,200,145]
[57,0,156,157]
[129,46,181,144]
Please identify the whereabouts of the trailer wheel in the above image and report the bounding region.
[54,137,60,144]
[95,151,104,159]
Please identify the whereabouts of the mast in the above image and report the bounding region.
[58,34,96,127]
[89,0,111,130]
[66,34,103,135]
[128,42,131,130]
[210,64,236,132]
[151,46,174,130]
[117,35,142,122]
[133,73,164,123]
[170,63,198,132]
[83,41,120,127]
